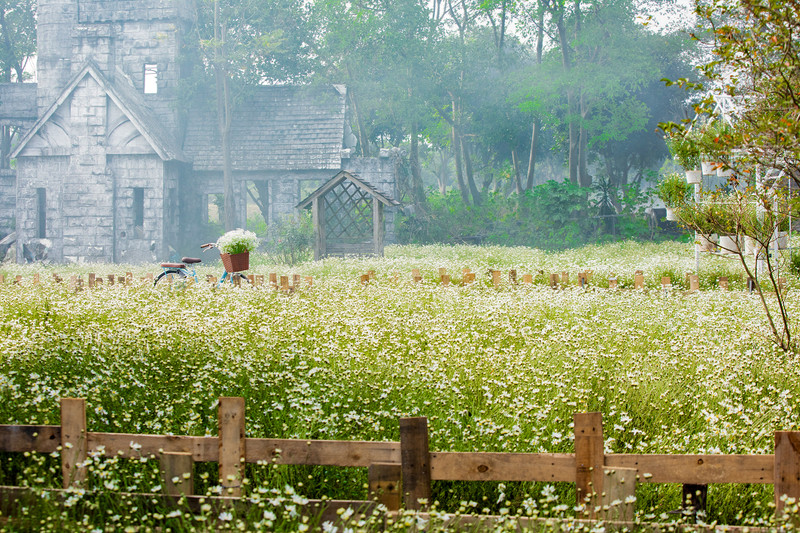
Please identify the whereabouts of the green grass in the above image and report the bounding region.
[0,241,798,530]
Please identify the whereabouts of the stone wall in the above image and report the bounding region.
[109,154,169,264]
[0,170,15,238]
[342,151,403,243]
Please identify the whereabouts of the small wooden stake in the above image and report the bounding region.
[661,276,671,290]
[280,276,289,292]
[492,270,501,288]
[561,271,569,286]
[60,398,87,489]
[269,273,277,288]
[248,274,255,285]
[718,276,729,290]
[550,274,559,288]
[161,452,194,497]
[509,270,517,284]
[689,275,699,292]
[32,273,40,286]
[218,397,246,497]
[107,274,114,286]
[368,463,402,512]
[361,274,370,285]
[256,275,264,286]
[88,273,96,288]
[574,412,604,518]
[441,274,450,286]
[522,274,533,284]
[609,277,618,289]
[305,276,313,287]
[399,417,431,511]
[634,271,644,290]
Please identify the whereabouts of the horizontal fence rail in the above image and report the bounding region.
[1,397,798,527]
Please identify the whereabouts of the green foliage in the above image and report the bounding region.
[666,134,701,170]
[262,214,313,266]
[657,173,693,207]
[398,180,655,249]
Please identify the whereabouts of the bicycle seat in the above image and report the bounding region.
[182,257,202,264]
[160,262,185,269]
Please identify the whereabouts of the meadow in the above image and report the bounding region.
[1,241,799,531]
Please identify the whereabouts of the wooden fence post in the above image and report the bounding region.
[574,412,604,518]
[161,452,195,497]
[509,270,517,284]
[634,271,644,289]
[219,397,246,497]
[601,467,636,522]
[775,431,800,518]
[368,463,402,512]
[491,270,501,288]
[718,276,729,290]
[399,417,431,510]
[689,275,699,292]
[60,398,87,489]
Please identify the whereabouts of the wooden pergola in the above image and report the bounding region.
[297,171,401,260]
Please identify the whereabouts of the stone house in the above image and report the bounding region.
[0,0,399,264]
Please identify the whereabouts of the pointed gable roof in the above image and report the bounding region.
[12,61,185,161]
[297,170,401,209]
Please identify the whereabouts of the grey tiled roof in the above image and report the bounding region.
[183,85,346,172]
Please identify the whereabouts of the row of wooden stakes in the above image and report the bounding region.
[359,268,782,292]
[0,272,314,292]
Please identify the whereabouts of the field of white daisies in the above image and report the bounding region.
[1,241,799,531]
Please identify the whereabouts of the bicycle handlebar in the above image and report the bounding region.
[200,243,216,251]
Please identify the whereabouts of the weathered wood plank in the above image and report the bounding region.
[574,412,604,517]
[775,432,800,515]
[606,454,774,484]
[368,462,401,512]
[0,425,60,453]
[400,417,431,510]
[87,432,218,461]
[218,397,246,496]
[60,398,87,489]
[430,452,574,482]
[245,438,400,467]
[160,452,194,497]
[601,467,636,522]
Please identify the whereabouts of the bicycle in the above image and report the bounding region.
[154,243,250,287]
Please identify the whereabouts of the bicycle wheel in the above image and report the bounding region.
[154,269,187,287]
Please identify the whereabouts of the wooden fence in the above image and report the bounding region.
[0,272,313,292]
[1,397,799,527]
[2,268,786,293]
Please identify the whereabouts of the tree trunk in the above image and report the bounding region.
[409,121,428,212]
[525,120,538,190]
[451,106,470,205]
[512,148,523,195]
[554,14,578,184]
[214,2,236,231]
[578,93,590,187]
[461,136,482,205]
[347,82,371,157]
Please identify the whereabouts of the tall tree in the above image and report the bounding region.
[193,0,310,230]
[0,0,35,169]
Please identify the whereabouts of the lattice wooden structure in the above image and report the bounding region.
[298,171,400,260]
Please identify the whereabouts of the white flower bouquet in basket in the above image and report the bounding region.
[216,229,259,272]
